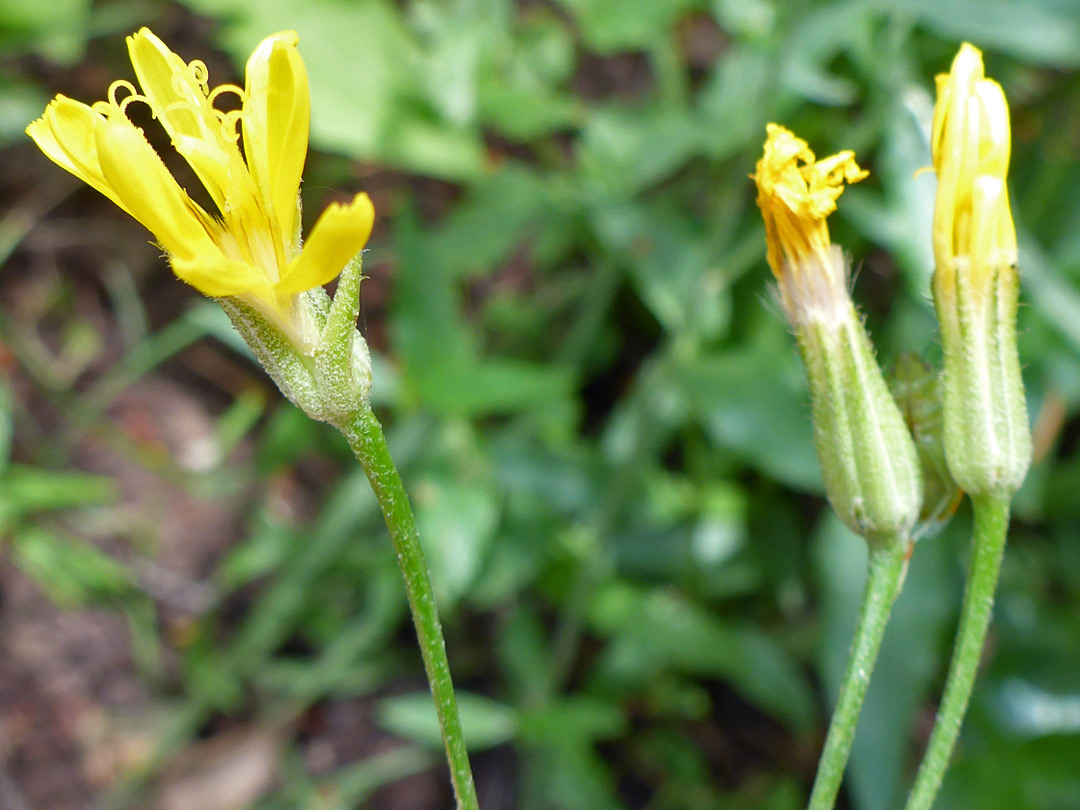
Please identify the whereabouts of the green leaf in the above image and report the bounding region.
[217,517,297,590]
[519,696,627,744]
[428,166,554,279]
[0,0,91,63]
[496,603,554,703]
[179,0,486,178]
[697,46,775,157]
[991,679,1080,738]
[556,0,699,52]
[589,583,816,731]
[710,0,776,38]
[1019,234,1080,358]
[842,92,937,297]
[888,0,1080,67]
[12,527,133,606]
[591,200,729,336]
[412,474,499,604]
[0,464,115,516]
[580,106,708,196]
[378,691,518,750]
[935,727,1080,810]
[392,204,572,414]
[682,325,822,492]
[478,9,579,139]
[0,76,50,146]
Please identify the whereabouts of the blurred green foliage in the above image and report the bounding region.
[3,0,1080,809]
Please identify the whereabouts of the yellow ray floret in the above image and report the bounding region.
[752,124,867,323]
[931,42,1016,286]
[27,28,373,344]
[753,123,867,279]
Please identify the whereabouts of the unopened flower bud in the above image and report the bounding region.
[931,43,1031,498]
[754,125,923,546]
[888,354,963,539]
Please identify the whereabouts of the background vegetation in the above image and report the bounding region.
[2,1,1080,808]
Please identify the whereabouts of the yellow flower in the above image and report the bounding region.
[929,43,1029,498]
[27,28,374,347]
[931,42,1016,293]
[752,123,868,325]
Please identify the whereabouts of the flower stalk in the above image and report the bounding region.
[807,540,909,810]
[905,495,1009,810]
[341,404,480,810]
[904,43,1031,810]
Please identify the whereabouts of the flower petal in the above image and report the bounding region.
[127,28,213,141]
[931,42,1016,285]
[27,97,129,214]
[173,134,262,219]
[170,254,271,298]
[93,114,215,261]
[242,31,309,244]
[277,193,374,294]
[753,123,866,282]
[127,28,254,215]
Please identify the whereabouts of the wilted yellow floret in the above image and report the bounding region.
[752,124,868,324]
[751,126,921,545]
[931,43,1016,291]
[27,28,374,348]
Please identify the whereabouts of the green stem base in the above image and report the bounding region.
[807,539,910,810]
[341,404,480,810]
[904,495,1010,810]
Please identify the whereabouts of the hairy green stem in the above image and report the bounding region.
[807,538,910,810]
[904,495,1010,810]
[341,404,479,810]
